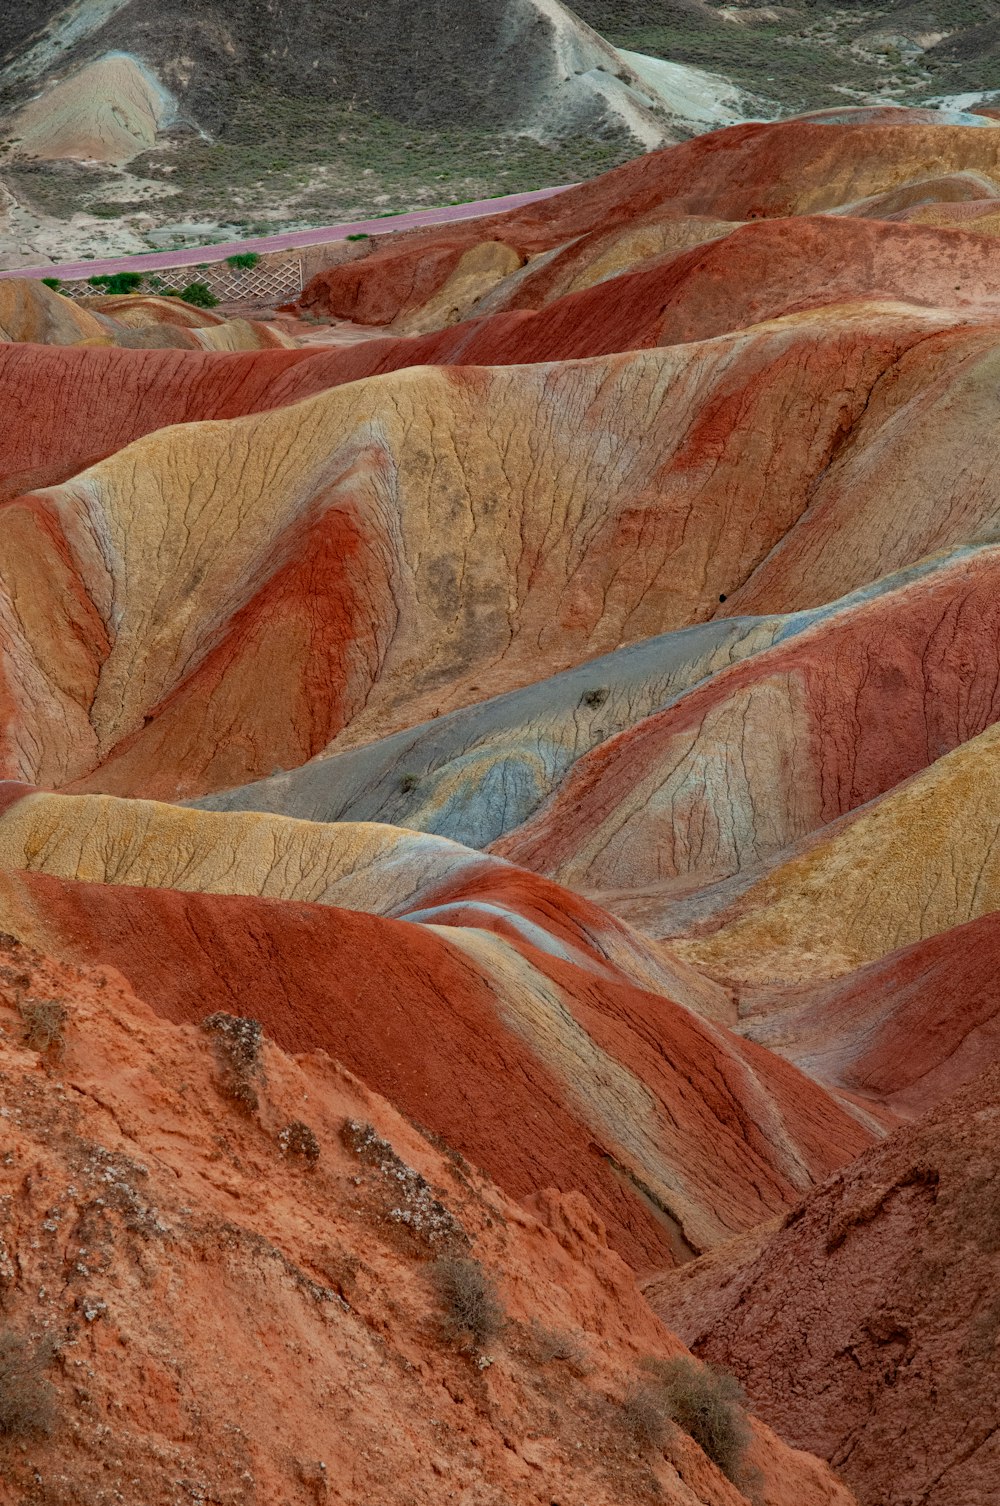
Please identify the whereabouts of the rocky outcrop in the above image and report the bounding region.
[646,1066,1000,1506]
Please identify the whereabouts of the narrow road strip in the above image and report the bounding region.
[0,183,575,281]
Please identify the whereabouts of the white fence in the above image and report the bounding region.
[62,255,304,304]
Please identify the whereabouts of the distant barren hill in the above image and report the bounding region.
[7,0,996,265]
[1,0,734,263]
[1,0,666,141]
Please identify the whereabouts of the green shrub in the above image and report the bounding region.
[226,251,261,269]
[177,280,220,309]
[346,233,369,241]
[40,277,61,290]
[87,271,143,295]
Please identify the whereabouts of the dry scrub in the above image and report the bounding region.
[431,1256,505,1349]
[623,1356,752,1486]
[17,997,66,1058]
[278,1120,320,1166]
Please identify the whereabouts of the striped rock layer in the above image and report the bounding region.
[4,109,1000,1506]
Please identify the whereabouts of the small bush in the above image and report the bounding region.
[278,1120,320,1167]
[399,772,420,793]
[346,232,369,241]
[17,998,66,1058]
[621,1381,670,1448]
[87,271,143,295]
[644,1356,752,1484]
[527,1319,590,1374]
[226,251,260,269]
[431,1256,504,1348]
[177,281,220,309]
[580,686,609,709]
[201,1012,264,1112]
[0,1332,56,1439]
[41,277,61,290]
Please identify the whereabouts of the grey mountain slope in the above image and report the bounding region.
[193,615,787,847]
[193,551,970,853]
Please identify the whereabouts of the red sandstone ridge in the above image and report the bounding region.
[494,547,1000,894]
[728,911,1000,1119]
[296,118,1000,325]
[0,844,876,1271]
[645,1065,1000,1506]
[0,933,854,1506]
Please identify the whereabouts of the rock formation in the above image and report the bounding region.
[647,1066,1000,1506]
[2,108,1000,1501]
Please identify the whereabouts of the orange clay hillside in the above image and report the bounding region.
[2,108,1000,1505]
[0,931,855,1506]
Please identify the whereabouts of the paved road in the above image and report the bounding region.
[0,184,574,282]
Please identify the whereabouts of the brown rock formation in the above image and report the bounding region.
[646,1067,1000,1506]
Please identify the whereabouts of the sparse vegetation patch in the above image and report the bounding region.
[279,1120,321,1166]
[340,1119,467,1247]
[431,1255,505,1349]
[17,997,66,1058]
[642,1355,753,1485]
[201,1012,265,1112]
[0,1332,56,1440]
